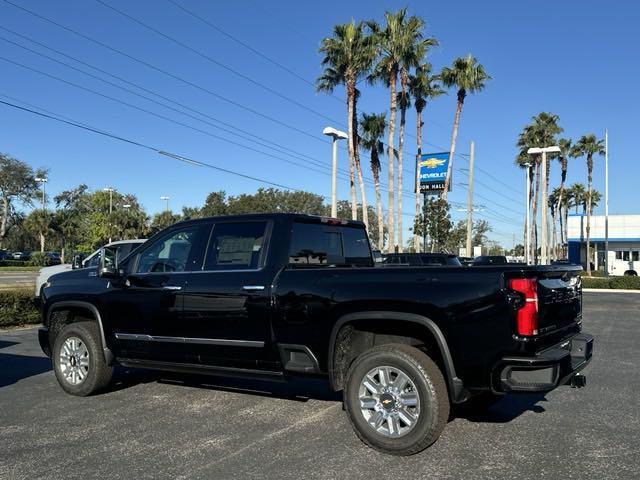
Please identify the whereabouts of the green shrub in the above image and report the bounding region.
[0,288,40,327]
[29,252,52,267]
[581,275,640,290]
[581,277,610,289]
[609,276,640,290]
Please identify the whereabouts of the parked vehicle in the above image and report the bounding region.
[34,239,146,299]
[38,214,592,455]
[12,251,31,261]
[382,253,462,266]
[45,252,62,265]
[0,249,11,260]
[458,256,474,266]
[473,255,508,265]
[607,249,639,276]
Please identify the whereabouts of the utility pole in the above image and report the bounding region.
[465,141,475,258]
[103,187,114,242]
[604,128,609,277]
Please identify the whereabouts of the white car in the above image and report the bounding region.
[35,239,146,298]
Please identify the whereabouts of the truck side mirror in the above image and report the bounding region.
[71,254,85,270]
[98,247,120,278]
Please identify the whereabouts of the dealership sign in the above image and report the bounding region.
[418,152,450,193]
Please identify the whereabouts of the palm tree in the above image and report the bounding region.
[368,9,427,252]
[571,135,605,275]
[409,63,445,251]
[567,183,586,214]
[395,27,437,253]
[549,187,565,260]
[24,208,52,253]
[555,138,572,252]
[318,21,377,226]
[360,112,387,248]
[440,55,491,199]
[352,87,369,230]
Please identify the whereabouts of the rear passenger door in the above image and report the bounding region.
[179,220,279,370]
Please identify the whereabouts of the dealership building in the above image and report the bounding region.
[567,214,640,275]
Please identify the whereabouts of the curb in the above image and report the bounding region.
[582,288,640,293]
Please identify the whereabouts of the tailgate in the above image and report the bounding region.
[507,266,582,340]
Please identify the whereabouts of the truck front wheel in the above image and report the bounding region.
[52,321,113,396]
[344,344,449,455]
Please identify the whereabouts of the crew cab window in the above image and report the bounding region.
[204,222,267,271]
[421,255,444,265]
[289,222,372,266]
[136,225,206,273]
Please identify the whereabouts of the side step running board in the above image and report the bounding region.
[118,358,285,382]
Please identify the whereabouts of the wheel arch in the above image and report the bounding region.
[328,311,468,403]
[46,300,113,365]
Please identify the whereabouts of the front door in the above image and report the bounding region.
[180,220,279,371]
[104,222,211,362]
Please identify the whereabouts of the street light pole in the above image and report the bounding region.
[323,127,348,218]
[35,177,48,210]
[604,128,609,277]
[524,163,531,265]
[160,195,170,212]
[527,146,560,265]
[540,150,548,264]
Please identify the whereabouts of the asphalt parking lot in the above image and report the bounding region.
[0,292,638,480]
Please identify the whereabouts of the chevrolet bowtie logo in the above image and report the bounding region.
[421,157,446,169]
[382,399,392,405]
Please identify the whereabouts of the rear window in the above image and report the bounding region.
[288,222,372,266]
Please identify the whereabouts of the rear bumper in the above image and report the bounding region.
[38,327,51,357]
[493,333,594,393]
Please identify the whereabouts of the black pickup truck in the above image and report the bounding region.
[38,213,593,455]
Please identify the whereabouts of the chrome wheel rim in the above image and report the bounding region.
[59,336,90,385]
[358,365,420,438]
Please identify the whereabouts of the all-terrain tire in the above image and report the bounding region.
[344,344,449,456]
[52,321,113,396]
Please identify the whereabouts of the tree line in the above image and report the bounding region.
[317,8,490,253]
[515,113,604,273]
[1,152,501,260]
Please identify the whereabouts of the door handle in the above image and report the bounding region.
[242,285,265,291]
[162,285,182,291]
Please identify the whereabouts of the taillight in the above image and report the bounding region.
[509,278,538,336]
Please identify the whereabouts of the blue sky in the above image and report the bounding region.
[1,0,637,247]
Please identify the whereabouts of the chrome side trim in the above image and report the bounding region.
[242,285,265,291]
[114,333,264,348]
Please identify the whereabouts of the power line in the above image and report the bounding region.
[0,99,312,192]
[93,0,343,125]
[0,35,465,205]
[0,34,367,178]
[0,0,332,144]
[165,0,345,103]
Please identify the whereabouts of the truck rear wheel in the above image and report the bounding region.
[52,321,113,396]
[344,344,449,455]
